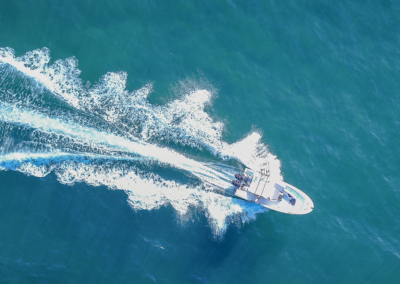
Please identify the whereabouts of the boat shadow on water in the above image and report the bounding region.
[0,170,291,282]
[191,212,290,275]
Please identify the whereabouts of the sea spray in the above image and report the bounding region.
[0,151,266,235]
[0,47,282,175]
[0,47,280,236]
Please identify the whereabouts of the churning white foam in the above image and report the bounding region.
[0,151,266,235]
[0,47,281,235]
[0,103,232,187]
[0,47,282,177]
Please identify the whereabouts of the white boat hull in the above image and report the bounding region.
[233,169,314,215]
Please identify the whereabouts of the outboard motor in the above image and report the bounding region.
[243,176,251,183]
[235,173,244,181]
[232,180,241,188]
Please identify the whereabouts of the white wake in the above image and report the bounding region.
[0,47,283,236]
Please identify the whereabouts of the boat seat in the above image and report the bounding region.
[269,183,285,201]
[270,188,281,201]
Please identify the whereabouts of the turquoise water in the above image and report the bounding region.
[1,1,400,283]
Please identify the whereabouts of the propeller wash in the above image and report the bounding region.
[0,47,293,236]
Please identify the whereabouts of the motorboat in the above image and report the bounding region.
[232,166,314,215]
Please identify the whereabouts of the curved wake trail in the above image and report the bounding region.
[0,47,282,236]
[0,151,266,235]
[0,104,232,188]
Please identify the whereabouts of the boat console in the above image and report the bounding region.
[232,165,314,215]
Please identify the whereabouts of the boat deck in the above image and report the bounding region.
[233,168,314,214]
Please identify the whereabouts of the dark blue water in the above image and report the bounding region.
[1,1,400,283]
